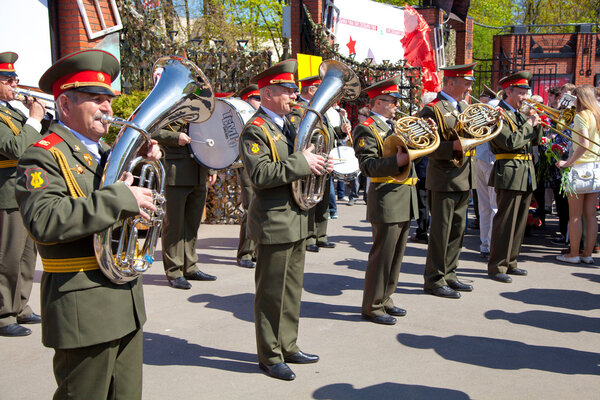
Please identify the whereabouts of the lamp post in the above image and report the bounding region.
[236,39,249,50]
[168,30,178,42]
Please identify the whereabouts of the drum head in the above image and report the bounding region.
[329,145,359,178]
[188,98,255,169]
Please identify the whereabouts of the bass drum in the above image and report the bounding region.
[188,97,256,169]
[329,145,359,181]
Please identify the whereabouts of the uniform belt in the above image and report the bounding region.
[41,256,99,273]
[464,149,476,157]
[370,176,418,185]
[0,160,18,168]
[495,153,532,160]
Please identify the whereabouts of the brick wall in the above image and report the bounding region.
[54,0,117,58]
[291,0,324,56]
[493,31,600,89]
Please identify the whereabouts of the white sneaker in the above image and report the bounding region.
[556,254,580,264]
[341,196,349,202]
[581,256,594,264]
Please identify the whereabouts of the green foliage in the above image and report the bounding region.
[104,90,149,145]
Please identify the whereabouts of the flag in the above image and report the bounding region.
[401,5,441,93]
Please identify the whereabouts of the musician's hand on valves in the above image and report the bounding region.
[178,133,192,146]
[324,156,334,173]
[529,113,541,127]
[119,172,157,220]
[396,145,409,167]
[26,96,46,122]
[139,139,163,161]
[302,143,326,175]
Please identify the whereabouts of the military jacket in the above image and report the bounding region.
[239,107,312,244]
[0,104,41,209]
[151,124,210,186]
[352,113,418,223]
[488,100,543,191]
[15,121,146,349]
[419,93,476,192]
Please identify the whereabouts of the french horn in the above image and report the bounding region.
[452,103,504,167]
[94,56,214,284]
[382,116,440,181]
[291,60,360,210]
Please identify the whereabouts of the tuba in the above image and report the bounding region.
[382,116,440,181]
[94,56,214,284]
[452,103,504,167]
[291,60,360,210]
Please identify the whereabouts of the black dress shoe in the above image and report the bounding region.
[17,313,41,324]
[258,362,296,380]
[317,241,336,248]
[410,235,428,244]
[385,306,407,317]
[168,276,192,290]
[489,273,512,283]
[184,270,217,281]
[424,285,461,299]
[237,259,255,268]
[507,267,528,276]
[306,244,320,252]
[447,281,473,292]
[0,323,32,337]
[361,313,397,325]
[284,351,319,364]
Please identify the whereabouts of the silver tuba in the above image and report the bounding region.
[292,60,360,210]
[94,56,214,284]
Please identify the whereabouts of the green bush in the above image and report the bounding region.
[103,90,149,145]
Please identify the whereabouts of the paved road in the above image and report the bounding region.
[1,199,599,399]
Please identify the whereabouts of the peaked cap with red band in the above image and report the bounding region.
[499,71,532,90]
[441,62,477,81]
[299,75,321,89]
[39,49,120,99]
[0,52,18,78]
[364,75,402,99]
[251,59,298,90]
[238,84,260,101]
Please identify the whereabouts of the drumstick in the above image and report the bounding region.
[189,138,215,146]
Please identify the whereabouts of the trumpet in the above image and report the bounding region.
[522,98,600,157]
[12,87,56,111]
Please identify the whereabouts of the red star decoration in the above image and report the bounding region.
[346,36,357,55]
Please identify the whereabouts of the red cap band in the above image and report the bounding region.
[300,77,321,87]
[242,89,260,101]
[443,69,474,78]
[368,83,398,99]
[257,72,295,89]
[52,70,113,98]
[501,78,529,90]
[0,62,15,73]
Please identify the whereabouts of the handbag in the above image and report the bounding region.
[569,162,599,194]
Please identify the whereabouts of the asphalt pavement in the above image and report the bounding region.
[1,198,599,399]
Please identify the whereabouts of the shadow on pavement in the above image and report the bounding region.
[572,272,600,283]
[312,382,470,400]
[143,331,258,373]
[485,309,600,333]
[397,333,600,375]
[188,292,362,323]
[500,288,600,310]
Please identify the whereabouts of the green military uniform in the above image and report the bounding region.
[419,93,476,290]
[239,89,312,365]
[289,95,331,248]
[152,123,213,280]
[0,51,42,334]
[488,72,542,276]
[15,49,146,399]
[353,112,418,317]
[236,84,260,266]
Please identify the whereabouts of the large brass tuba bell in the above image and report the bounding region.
[291,60,360,210]
[94,56,214,284]
[382,116,440,182]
